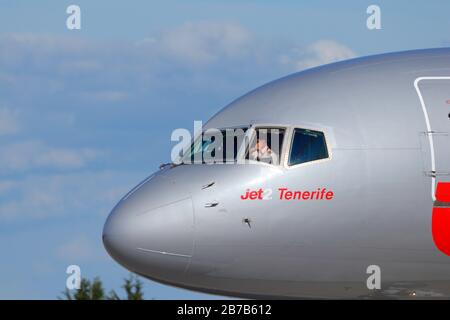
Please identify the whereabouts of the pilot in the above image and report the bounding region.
[249,137,278,164]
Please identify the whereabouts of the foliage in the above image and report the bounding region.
[61,274,144,300]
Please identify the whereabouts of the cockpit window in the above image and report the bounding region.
[288,128,329,166]
[245,128,285,165]
[182,128,248,164]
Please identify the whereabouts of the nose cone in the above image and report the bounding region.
[103,176,195,282]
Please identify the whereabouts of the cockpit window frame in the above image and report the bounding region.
[283,126,332,169]
[241,124,288,168]
[178,123,332,168]
[181,125,250,165]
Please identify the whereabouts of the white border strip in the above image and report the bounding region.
[414,76,450,201]
[137,247,192,258]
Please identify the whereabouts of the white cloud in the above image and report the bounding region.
[57,59,103,74]
[0,33,119,84]
[155,21,253,65]
[0,180,17,193]
[0,108,20,136]
[35,147,98,169]
[56,235,97,262]
[81,90,129,103]
[0,29,358,104]
[0,140,98,173]
[0,171,138,222]
[0,33,90,60]
[280,40,356,71]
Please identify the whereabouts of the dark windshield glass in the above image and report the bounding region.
[183,128,248,164]
[289,129,328,166]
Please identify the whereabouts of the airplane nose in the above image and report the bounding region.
[103,184,195,281]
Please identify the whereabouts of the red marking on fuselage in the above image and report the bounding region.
[436,182,450,202]
[432,207,450,256]
[432,182,450,256]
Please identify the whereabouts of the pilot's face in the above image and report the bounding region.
[256,138,267,150]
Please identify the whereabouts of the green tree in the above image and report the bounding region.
[61,274,144,300]
[122,274,144,300]
[62,277,105,300]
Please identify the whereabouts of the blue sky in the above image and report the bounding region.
[0,0,449,299]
